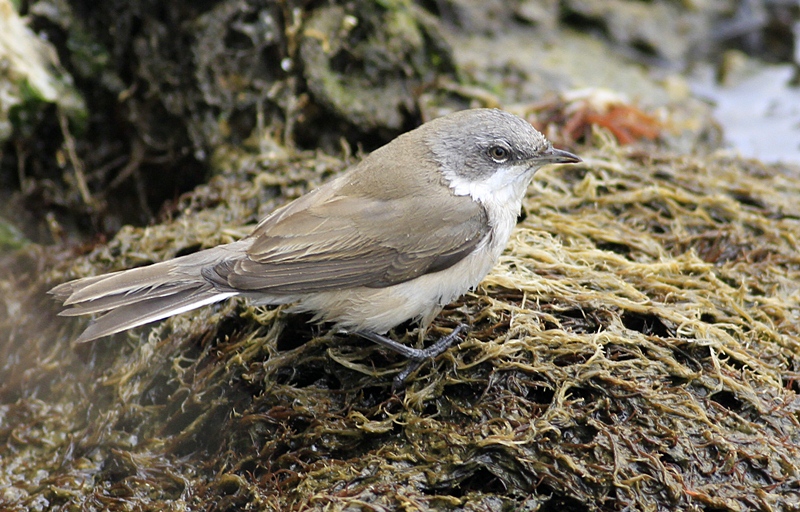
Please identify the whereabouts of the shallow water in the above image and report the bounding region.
[693,63,800,165]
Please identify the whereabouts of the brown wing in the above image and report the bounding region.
[201,189,489,294]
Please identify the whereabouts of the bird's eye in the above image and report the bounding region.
[488,145,510,163]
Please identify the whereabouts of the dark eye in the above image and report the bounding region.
[488,145,510,163]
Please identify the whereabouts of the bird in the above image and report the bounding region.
[51,108,580,383]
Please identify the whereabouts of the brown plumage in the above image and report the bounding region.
[51,109,579,346]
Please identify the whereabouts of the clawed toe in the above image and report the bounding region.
[355,323,469,390]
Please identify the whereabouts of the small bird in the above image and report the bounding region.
[51,109,580,382]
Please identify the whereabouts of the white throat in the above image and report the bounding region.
[442,166,535,225]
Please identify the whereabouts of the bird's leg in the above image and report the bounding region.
[356,324,468,389]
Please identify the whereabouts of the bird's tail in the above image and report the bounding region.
[50,246,238,342]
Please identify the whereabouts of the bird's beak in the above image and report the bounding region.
[536,147,581,164]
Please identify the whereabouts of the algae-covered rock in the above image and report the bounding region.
[3,141,800,510]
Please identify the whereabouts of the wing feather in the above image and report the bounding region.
[202,189,489,294]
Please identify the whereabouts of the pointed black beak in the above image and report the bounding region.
[537,147,581,164]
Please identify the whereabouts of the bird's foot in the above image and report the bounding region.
[356,324,468,390]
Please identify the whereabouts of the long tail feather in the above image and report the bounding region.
[72,285,235,342]
[50,246,240,342]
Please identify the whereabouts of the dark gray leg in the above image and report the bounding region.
[356,324,468,389]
